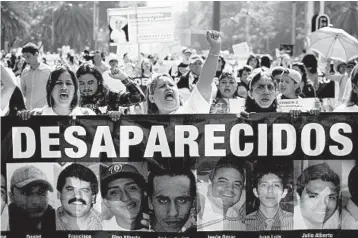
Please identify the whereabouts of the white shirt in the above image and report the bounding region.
[20,62,52,110]
[39,105,96,116]
[102,216,129,231]
[102,70,127,94]
[294,205,340,229]
[334,104,358,112]
[174,86,211,114]
[197,183,246,231]
[342,199,358,230]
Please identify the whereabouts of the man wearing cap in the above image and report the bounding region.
[277,69,302,100]
[176,54,205,101]
[101,163,148,231]
[56,163,102,230]
[102,55,127,94]
[148,168,196,233]
[8,165,55,232]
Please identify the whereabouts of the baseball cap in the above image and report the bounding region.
[189,54,204,64]
[286,69,302,84]
[107,54,119,63]
[10,165,53,192]
[182,48,192,54]
[100,163,146,195]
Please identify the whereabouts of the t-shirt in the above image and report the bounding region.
[174,87,211,114]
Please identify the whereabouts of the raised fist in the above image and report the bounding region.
[109,67,128,81]
[206,30,222,51]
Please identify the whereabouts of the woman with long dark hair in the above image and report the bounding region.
[18,65,95,117]
[334,65,358,112]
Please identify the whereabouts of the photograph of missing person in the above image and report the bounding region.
[100,162,149,231]
[109,15,129,44]
[1,166,9,231]
[148,158,196,233]
[6,163,56,233]
[293,160,341,230]
[54,163,102,230]
[245,160,293,231]
[342,160,358,229]
[196,156,246,231]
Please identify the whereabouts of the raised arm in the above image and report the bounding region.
[196,30,222,102]
[108,67,145,110]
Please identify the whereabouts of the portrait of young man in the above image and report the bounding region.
[148,166,196,233]
[101,163,149,231]
[294,162,341,230]
[55,163,102,230]
[246,160,293,231]
[197,157,246,231]
[8,164,56,233]
[342,164,358,229]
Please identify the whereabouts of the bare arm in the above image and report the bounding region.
[196,30,222,102]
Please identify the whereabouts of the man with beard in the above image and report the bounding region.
[294,163,340,229]
[148,168,196,233]
[197,157,246,231]
[56,163,102,230]
[8,165,55,233]
[246,162,293,231]
[101,163,148,230]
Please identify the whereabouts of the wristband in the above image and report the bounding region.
[209,52,220,57]
[121,77,131,85]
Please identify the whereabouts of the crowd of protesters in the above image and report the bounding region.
[1,30,358,119]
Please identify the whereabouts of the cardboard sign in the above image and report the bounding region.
[107,6,174,45]
[232,42,250,60]
[278,98,317,112]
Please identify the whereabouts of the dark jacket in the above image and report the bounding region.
[177,72,199,90]
[9,203,56,233]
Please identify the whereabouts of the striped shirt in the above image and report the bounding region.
[246,207,293,231]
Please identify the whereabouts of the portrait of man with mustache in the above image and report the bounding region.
[55,163,102,230]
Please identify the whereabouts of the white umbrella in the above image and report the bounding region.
[307,27,358,62]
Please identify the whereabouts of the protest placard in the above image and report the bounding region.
[232,42,250,60]
[107,6,174,45]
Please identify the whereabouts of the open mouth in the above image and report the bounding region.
[165,91,174,101]
[60,92,69,100]
[224,89,231,93]
[261,98,270,102]
[72,201,85,205]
